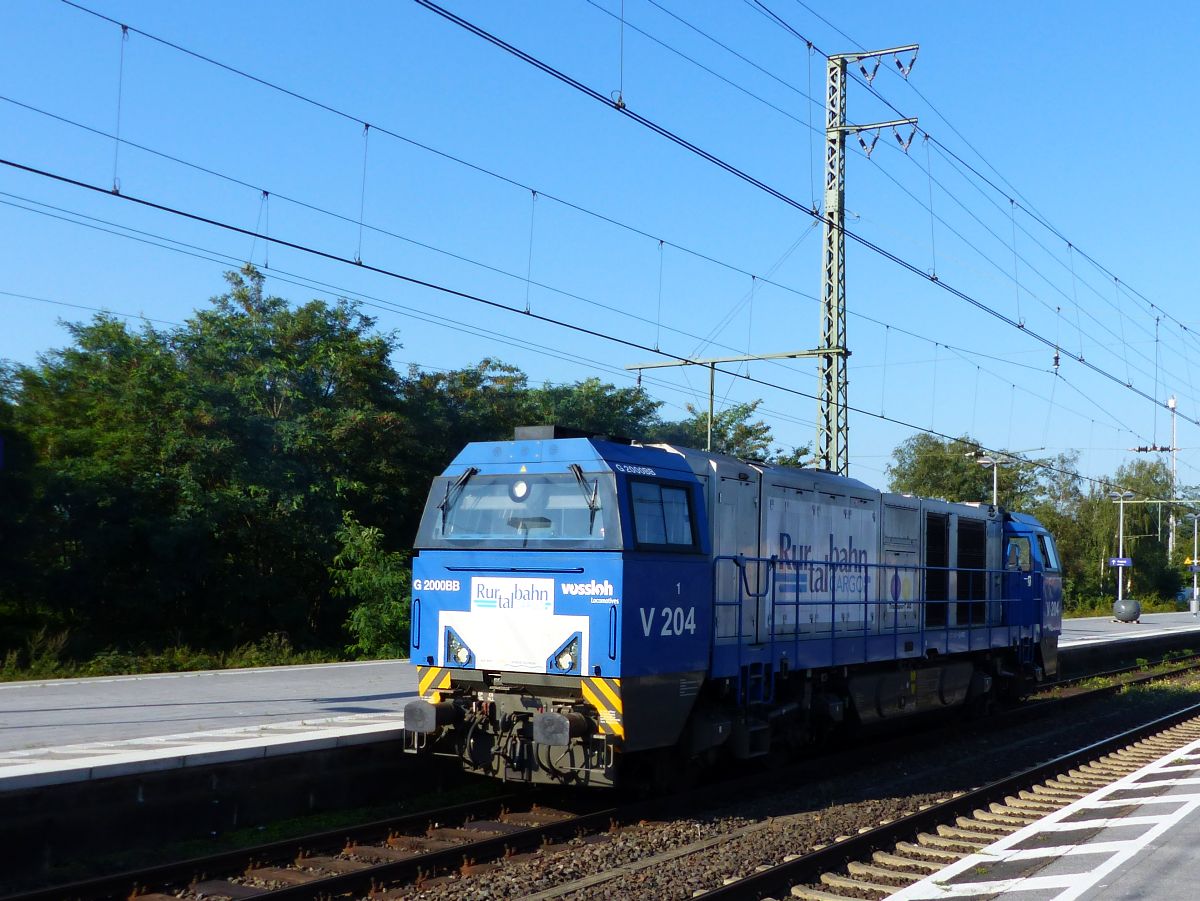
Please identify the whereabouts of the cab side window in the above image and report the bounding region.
[1037,534,1060,571]
[1006,536,1032,573]
[630,480,697,550]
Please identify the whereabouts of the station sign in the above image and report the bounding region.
[1107,557,1133,567]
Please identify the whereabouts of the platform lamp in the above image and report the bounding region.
[1109,490,1136,620]
[975,455,1000,507]
[1186,512,1200,617]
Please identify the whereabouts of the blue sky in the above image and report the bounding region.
[2,1,1198,492]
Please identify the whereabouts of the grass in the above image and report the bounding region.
[1065,595,1186,618]
[1035,649,1196,697]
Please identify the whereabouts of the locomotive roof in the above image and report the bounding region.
[445,436,699,478]
[1007,511,1049,530]
[447,436,885,494]
[644,442,877,495]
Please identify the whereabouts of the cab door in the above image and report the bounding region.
[1003,531,1036,627]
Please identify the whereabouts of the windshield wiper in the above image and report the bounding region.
[438,466,479,530]
[569,464,601,533]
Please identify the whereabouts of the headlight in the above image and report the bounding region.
[547,633,581,674]
[446,628,474,667]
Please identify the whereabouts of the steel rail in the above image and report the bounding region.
[695,700,1200,899]
[1,795,518,901]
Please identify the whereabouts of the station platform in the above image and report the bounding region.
[1060,609,1200,646]
[887,724,1200,900]
[1056,610,1200,678]
[0,659,416,791]
[4,612,1200,793]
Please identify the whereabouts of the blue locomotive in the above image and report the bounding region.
[403,427,1062,786]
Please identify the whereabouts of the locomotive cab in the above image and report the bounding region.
[1002,513,1063,680]
[403,430,712,786]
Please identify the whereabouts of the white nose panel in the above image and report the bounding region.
[440,609,590,673]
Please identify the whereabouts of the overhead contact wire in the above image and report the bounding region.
[403,0,1185,424]
[48,2,1193,467]
[49,0,1193,426]
[761,0,1200,357]
[0,155,1159,495]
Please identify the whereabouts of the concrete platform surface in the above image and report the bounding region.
[1060,610,1200,646]
[0,659,416,753]
[0,660,417,790]
[886,724,1200,900]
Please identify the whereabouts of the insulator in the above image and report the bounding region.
[895,48,919,78]
[857,131,881,158]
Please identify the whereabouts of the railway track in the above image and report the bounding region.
[4,796,620,901]
[9,654,1200,901]
[698,703,1200,900]
[1040,648,1200,692]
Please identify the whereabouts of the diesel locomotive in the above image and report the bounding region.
[403,427,1062,786]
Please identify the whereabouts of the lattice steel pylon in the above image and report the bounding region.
[817,46,918,475]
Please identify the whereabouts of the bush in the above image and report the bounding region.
[227,632,331,668]
[1065,595,1113,618]
[0,634,337,681]
[1065,591,1182,618]
[330,513,411,659]
[0,629,70,680]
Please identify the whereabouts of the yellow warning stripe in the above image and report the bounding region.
[417,666,451,702]
[587,676,623,715]
[581,677,624,739]
[580,681,606,716]
[581,682,623,738]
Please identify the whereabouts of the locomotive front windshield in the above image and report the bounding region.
[415,470,621,550]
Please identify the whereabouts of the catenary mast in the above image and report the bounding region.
[817,46,917,475]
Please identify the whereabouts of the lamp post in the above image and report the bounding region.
[1109,490,1135,609]
[965,451,1007,506]
[1186,512,1199,618]
[976,456,999,507]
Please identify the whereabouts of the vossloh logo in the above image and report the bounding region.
[561,579,615,598]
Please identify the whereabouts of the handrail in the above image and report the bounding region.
[732,554,773,599]
[711,553,1045,702]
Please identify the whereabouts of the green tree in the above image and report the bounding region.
[650,399,775,458]
[9,314,193,651]
[769,444,811,467]
[886,433,1041,507]
[331,513,411,658]
[4,266,407,654]
[525,377,661,440]
[393,359,529,544]
[888,434,979,501]
[1102,460,1177,601]
[0,365,44,647]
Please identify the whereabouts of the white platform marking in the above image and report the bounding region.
[0,711,407,791]
[886,736,1200,900]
